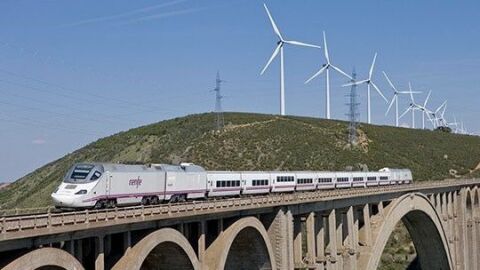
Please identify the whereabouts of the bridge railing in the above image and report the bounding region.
[1,179,479,236]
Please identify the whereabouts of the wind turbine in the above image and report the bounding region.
[343,53,388,124]
[260,4,320,116]
[383,72,420,127]
[399,83,423,129]
[418,90,433,129]
[439,102,448,127]
[429,101,447,128]
[449,115,460,133]
[305,31,351,119]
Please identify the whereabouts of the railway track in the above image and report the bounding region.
[1,178,478,238]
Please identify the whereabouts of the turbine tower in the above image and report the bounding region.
[305,31,352,119]
[213,71,224,130]
[383,72,420,127]
[260,4,320,116]
[343,53,388,124]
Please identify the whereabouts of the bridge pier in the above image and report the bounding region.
[293,216,303,267]
[306,212,316,266]
[198,220,206,269]
[75,238,83,265]
[123,231,131,253]
[95,236,104,270]
[315,213,326,269]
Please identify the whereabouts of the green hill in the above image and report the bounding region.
[1,112,479,209]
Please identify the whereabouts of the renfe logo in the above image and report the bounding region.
[129,177,142,188]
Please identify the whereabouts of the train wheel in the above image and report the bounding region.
[107,199,116,208]
[178,194,186,202]
[151,196,160,205]
[169,195,178,203]
[93,200,104,209]
[141,197,150,205]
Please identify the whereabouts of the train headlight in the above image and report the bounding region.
[75,189,87,195]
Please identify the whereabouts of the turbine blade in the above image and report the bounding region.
[408,82,415,103]
[425,111,433,122]
[382,71,397,92]
[398,91,421,94]
[284,40,321,49]
[371,82,388,103]
[399,107,411,119]
[260,43,282,75]
[263,4,283,40]
[385,95,396,116]
[342,79,368,87]
[323,31,330,63]
[435,100,447,113]
[441,102,448,116]
[369,53,377,79]
[423,90,431,107]
[331,65,352,80]
[305,65,328,84]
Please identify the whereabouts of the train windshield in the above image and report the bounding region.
[64,164,102,183]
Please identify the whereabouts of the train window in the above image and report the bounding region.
[367,177,377,181]
[337,177,349,182]
[380,176,389,180]
[90,171,102,181]
[319,178,333,183]
[253,179,268,186]
[277,176,294,182]
[353,177,364,182]
[70,165,94,180]
[298,178,313,184]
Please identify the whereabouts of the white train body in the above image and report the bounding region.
[51,163,413,209]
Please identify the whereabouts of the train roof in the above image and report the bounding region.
[73,163,410,174]
[77,163,206,173]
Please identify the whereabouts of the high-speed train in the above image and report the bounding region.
[51,163,412,209]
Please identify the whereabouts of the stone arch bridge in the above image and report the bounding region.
[0,179,479,270]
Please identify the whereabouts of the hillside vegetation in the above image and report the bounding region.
[1,112,479,209]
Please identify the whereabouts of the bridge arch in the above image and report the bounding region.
[2,247,84,270]
[205,216,276,270]
[360,193,453,270]
[112,228,200,270]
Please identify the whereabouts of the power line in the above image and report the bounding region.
[0,86,133,126]
[0,113,102,137]
[0,98,129,129]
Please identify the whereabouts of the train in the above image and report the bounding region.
[51,163,413,209]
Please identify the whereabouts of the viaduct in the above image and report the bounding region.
[0,179,479,270]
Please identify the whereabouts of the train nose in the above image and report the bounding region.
[51,193,75,207]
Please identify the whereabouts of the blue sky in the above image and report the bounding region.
[0,0,479,182]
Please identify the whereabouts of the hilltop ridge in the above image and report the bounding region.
[0,112,479,209]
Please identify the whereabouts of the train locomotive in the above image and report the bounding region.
[51,163,412,209]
